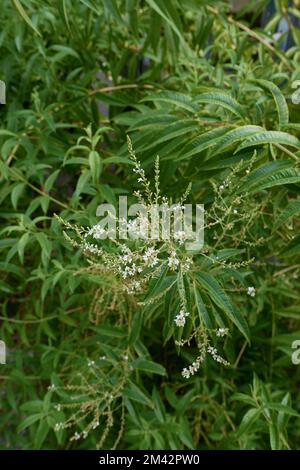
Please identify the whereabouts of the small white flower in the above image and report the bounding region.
[142,247,159,268]
[168,251,180,270]
[216,327,228,337]
[174,309,189,327]
[54,422,63,432]
[207,346,217,355]
[179,309,190,317]
[149,257,159,267]
[143,247,155,259]
[174,230,186,245]
[182,368,190,379]
[181,354,204,379]
[82,242,102,255]
[182,257,193,272]
[219,185,224,191]
[87,224,106,240]
[73,432,81,441]
[247,286,256,297]
[87,359,95,367]
[174,312,186,327]
[207,345,230,366]
[55,404,61,411]
[48,384,55,391]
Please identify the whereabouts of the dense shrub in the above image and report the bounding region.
[1,0,300,450]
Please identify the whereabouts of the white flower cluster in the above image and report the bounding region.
[54,422,64,432]
[247,286,256,297]
[181,256,193,272]
[174,230,187,245]
[216,327,228,337]
[71,430,88,440]
[168,250,180,270]
[125,280,142,294]
[207,346,230,366]
[174,309,190,327]
[127,215,148,239]
[118,263,139,279]
[85,224,107,239]
[117,246,143,279]
[142,246,159,268]
[182,355,203,379]
[182,343,230,379]
[132,162,145,177]
[172,204,185,211]
[82,242,102,255]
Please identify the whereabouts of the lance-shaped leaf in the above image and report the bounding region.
[195,91,245,118]
[252,79,289,128]
[196,272,250,342]
[235,131,300,153]
[274,199,300,230]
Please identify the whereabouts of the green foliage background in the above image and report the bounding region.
[1,0,300,450]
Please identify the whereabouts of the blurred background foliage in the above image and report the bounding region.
[1,0,300,450]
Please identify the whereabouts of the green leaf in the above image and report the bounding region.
[18,232,30,264]
[213,125,264,155]
[102,0,123,22]
[144,262,169,302]
[11,183,25,209]
[274,199,300,230]
[138,121,198,151]
[132,358,167,376]
[196,272,250,341]
[17,413,43,432]
[123,381,153,407]
[269,422,280,450]
[281,234,300,257]
[180,127,230,160]
[89,150,102,183]
[253,79,289,128]
[73,170,91,198]
[103,156,134,165]
[35,233,52,266]
[238,160,294,193]
[266,403,299,417]
[249,168,300,192]
[12,0,41,36]
[44,169,60,192]
[194,283,213,328]
[34,419,50,449]
[100,184,117,206]
[195,91,245,118]
[129,311,143,345]
[235,131,300,153]
[142,91,195,113]
[237,408,261,437]
[145,0,187,49]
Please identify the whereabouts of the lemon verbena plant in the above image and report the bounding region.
[1,0,300,451]
[48,135,277,446]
